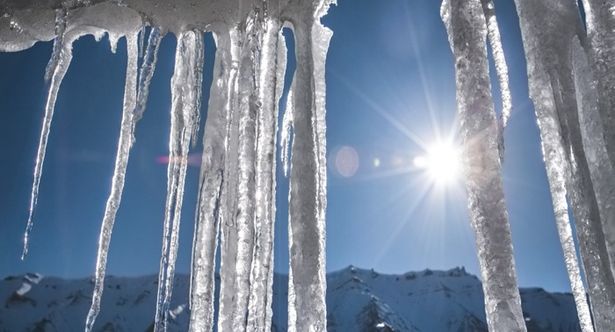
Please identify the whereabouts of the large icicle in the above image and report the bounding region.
[84,33,139,332]
[513,0,615,329]
[246,19,286,332]
[227,9,263,331]
[441,0,526,330]
[22,34,74,259]
[573,36,615,279]
[188,29,233,332]
[286,8,332,331]
[537,75,594,331]
[580,0,615,173]
[154,30,204,332]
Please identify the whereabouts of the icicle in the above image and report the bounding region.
[286,13,332,332]
[154,29,204,332]
[22,35,74,259]
[513,0,615,329]
[537,78,594,331]
[264,27,288,332]
[84,33,139,332]
[217,28,242,332]
[188,30,233,332]
[44,8,68,82]
[572,37,615,278]
[280,87,294,178]
[228,10,263,331]
[135,27,162,120]
[580,0,615,172]
[480,0,512,159]
[246,19,285,332]
[441,0,526,331]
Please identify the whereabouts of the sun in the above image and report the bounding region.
[413,141,461,184]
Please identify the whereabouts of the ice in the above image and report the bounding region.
[188,29,234,332]
[21,32,74,260]
[44,8,67,82]
[154,30,204,332]
[84,32,139,332]
[580,0,615,174]
[572,37,615,279]
[216,29,242,332]
[286,13,332,332]
[513,0,615,329]
[535,63,594,331]
[245,18,286,332]
[441,0,526,331]
[12,0,615,331]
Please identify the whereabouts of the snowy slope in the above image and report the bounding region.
[0,268,581,332]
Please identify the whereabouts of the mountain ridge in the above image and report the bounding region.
[0,267,582,331]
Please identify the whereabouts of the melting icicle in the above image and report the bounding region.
[22,37,74,259]
[441,0,526,330]
[154,29,204,332]
[84,33,139,332]
[287,16,332,332]
[247,19,286,332]
[513,0,615,329]
[188,30,233,332]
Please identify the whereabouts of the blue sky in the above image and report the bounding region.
[0,0,576,292]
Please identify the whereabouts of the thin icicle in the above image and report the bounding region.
[264,28,288,332]
[480,0,512,159]
[441,0,526,330]
[247,18,285,332]
[217,28,241,332]
[287,16,332,332]
[22,36,74,260]
[84,33,139,332]
[188,30,233,332]
[135,27,162,120]
[154,30,204,332]
[44,8,68,82]
[513,0,615,329]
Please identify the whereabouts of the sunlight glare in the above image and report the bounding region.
[413,142,461,184]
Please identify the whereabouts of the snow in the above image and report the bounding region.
[0,268,583,331]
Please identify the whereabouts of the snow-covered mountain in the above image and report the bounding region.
[0,267,581,331]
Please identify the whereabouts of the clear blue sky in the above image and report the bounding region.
[0,0,576,292]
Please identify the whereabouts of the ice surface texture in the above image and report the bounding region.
[4,0,615,331]
[1,0,334,331]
